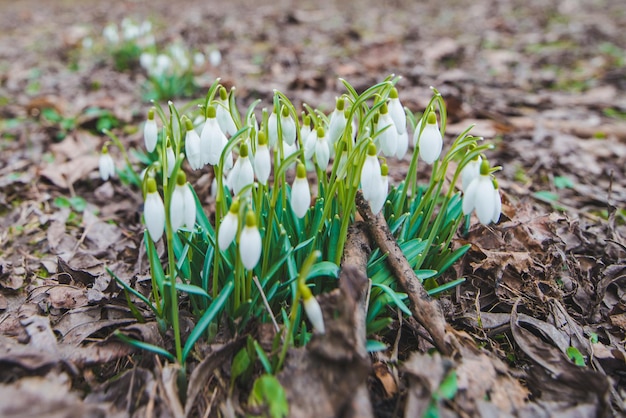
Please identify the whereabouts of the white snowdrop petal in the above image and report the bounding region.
[166,147,176,178]
[254,145,271,185]
[216,102,237,136]
[461,158,482,190]
[99,153,115,181]
[281,115,297,146]
[303,296,325,334]
[218,213,238,251]
[145,192,165,242]
[360,155,381,201]
[418,123,443,164]
[328,110,347,144]
[388,98,407,135]
[369,175,388,215]
[462,178,479,215]
[315,137,330,170]
[267,112,278,148]
[144,119,158,153]
[291,177,310,218]
[183,185,196,229]
[232,157,254,196]
[492,188,502,224]
[395,130,409,160]
[475,177,496,225]
[304,130,317,160]
[201,118,227,166]
[170,186,185,231]
[378,114,398,157]
[185,130,203,170]
[239,225,262,270]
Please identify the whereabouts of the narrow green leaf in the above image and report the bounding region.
[427,278,466,296]
[371,283,412,316]
[182,280,234,362]
[114,331,175,362]
[366,339,388,353]
[253,340,274,375]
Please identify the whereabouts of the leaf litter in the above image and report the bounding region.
[1,0,626,416]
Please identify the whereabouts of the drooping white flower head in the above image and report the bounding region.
[99,146,115,181]
[218,199,239,251]
[254,132,271,186]
[216,86,238,136]
[200,105,228,166]
[267,109,279,148]
[290,163,310,218]
[184,117,203,170]
[144,108,158,153]
[491,179,502,224]
[395,130,409,160]
[239,210,262,270]
[314,127,330,170]
[228,143,255,197]
[461,155,482,190]
[209,49,222,67]
[144,177,165,242]
[170,171,196,231]
[327,97,348,145]
[304,127,317,161]
[300,113,312,143]
[361,142,382,201]
[299,282,325,334]
[279,106,297,147]
[417,111,443,164]
[165,140,176,178]
[377,103,398,157]
[388,87,407,135]
[368,163,389,215]
[462,159,500,225]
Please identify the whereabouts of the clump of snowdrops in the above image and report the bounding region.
[101,76,501,369]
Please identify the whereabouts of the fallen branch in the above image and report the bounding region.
[355,190,454,356]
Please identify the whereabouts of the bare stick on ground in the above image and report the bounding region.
[355,190,455,356]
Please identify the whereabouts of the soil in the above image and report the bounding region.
[1,0,625,417]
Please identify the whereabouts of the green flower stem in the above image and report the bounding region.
[277,250,320,370]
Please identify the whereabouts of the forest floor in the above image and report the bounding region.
[1,0,625,417]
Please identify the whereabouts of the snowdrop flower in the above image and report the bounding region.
[209,49,222,67]
[395,130,409,160]
[201,105,228,166]
[300,114,312,143]
[361,142,382,201]
[193,52,205,68]
[165,140,176,178]
[239,210,262,270]
[492,179,502,224]
[416,111,443,164]
[461,155,482,190]
[184,117,203,170]
[139,53,154,72]
[377,104,398,157]
[314,127,330,170]
[144,108,158,153]
[369,163,389,215]
[299,282,325,334]
[144,177,165,242]
[462,159,500,225]
[103,24,119,44]
[170,172,196,231]
[218,199,239,251]
[279,106,297,147]
[327,97,348,145]
[388,88,407,135]
[254,132,271,185]
[99,145,115,181]
[228,143,254,196]
[153,54,172,77]
[267,108,279,148]
[290,163,310,218]
[216,86,237,136]
[304,126,317,161]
